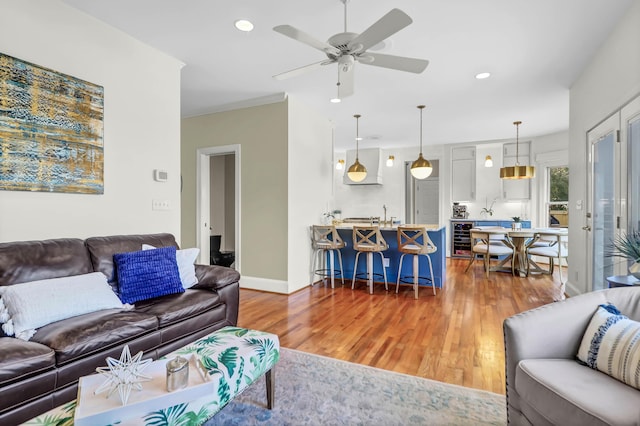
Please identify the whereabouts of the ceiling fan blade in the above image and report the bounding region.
[361,53,429,74]
[339,67,354,98]
[272,60,333,80]
[347,9,412,53]
[273,25,341,56]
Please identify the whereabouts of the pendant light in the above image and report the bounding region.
[500,121,535,179]
[410,105,433,179]
[347,114,367,182]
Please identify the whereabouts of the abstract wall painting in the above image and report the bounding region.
[0,53,104,194]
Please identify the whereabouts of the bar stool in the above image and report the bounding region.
[351,225,388,294]
[396,225,438,299]
[310,225,346,288]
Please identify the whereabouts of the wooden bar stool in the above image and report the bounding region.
[396,225,438,299]
[351,225,388,294]
[310,225,346,288]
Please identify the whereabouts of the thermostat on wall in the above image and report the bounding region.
[154,169,168,182]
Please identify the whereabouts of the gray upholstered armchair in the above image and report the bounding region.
[503,287,640,425]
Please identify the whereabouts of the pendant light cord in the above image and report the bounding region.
[514,120,522,166]
[354,114,360,160]
[418,105,425,155]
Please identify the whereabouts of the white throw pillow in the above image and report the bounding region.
[0,272,124,341]
[577,303,640,390]
[142,244,199,289]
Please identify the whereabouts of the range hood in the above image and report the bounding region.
[343,148,383,185]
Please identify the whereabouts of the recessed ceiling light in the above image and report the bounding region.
[234,19,254,32]
[475,72,491,80]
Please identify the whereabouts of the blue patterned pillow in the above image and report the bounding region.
[577,303,640,390]
[114,246,184,304]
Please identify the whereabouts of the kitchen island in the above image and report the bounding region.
[331,224,447,290]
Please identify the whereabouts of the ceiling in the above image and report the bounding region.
[61,0,634,151]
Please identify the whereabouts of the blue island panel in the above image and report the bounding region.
[333,227,447,289]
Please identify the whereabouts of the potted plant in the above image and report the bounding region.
[606,229,640,279]
[481,197,496,217]
[511,216,522,230]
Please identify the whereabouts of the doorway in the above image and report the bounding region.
[587,115,619,291]
[404,159,440,224]
[196,145,241,271]
[586,95,640,291]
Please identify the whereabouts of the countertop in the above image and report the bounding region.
[449,218,524,222]
[333,222,443,230]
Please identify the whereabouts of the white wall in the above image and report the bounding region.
[288,96,334,293]
[568,0,640,295]
[0,0,183,242]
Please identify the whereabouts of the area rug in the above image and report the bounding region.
[206,348,506,425]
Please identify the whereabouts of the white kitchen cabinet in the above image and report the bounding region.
[451,147,476,201]
[502,141,531,200]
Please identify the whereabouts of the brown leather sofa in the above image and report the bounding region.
[0,233,240,425]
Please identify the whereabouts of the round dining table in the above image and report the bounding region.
[471,226,568,277]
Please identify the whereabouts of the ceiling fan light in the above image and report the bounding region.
[347,159,367,182]
[410,154,432,179]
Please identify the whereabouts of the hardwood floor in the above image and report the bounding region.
[236,258,564,395]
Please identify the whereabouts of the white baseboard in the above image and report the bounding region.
[239,276,289,294]
[565,280,581,297]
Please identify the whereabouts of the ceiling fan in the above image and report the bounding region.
[272,0,429,99]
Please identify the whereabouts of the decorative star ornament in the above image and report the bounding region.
[94,345,152,405]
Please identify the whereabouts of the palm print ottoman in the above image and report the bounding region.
[24,327,280,425]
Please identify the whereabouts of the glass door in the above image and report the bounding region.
[587,115,620,291]
[622,96,640,233]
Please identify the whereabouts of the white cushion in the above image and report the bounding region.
[528,246,558,257]
[142,244,199,289]
[0,272,124,341]
[472,243,513,256]
[577,304,640,390]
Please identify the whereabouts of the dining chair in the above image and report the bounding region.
[464,229,514,278]
[396,225,438,298]
[352,225,388,294]
[310,225,346,288]
[527,231,569,285]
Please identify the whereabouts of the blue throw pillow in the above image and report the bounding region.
[114,246,184,304]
